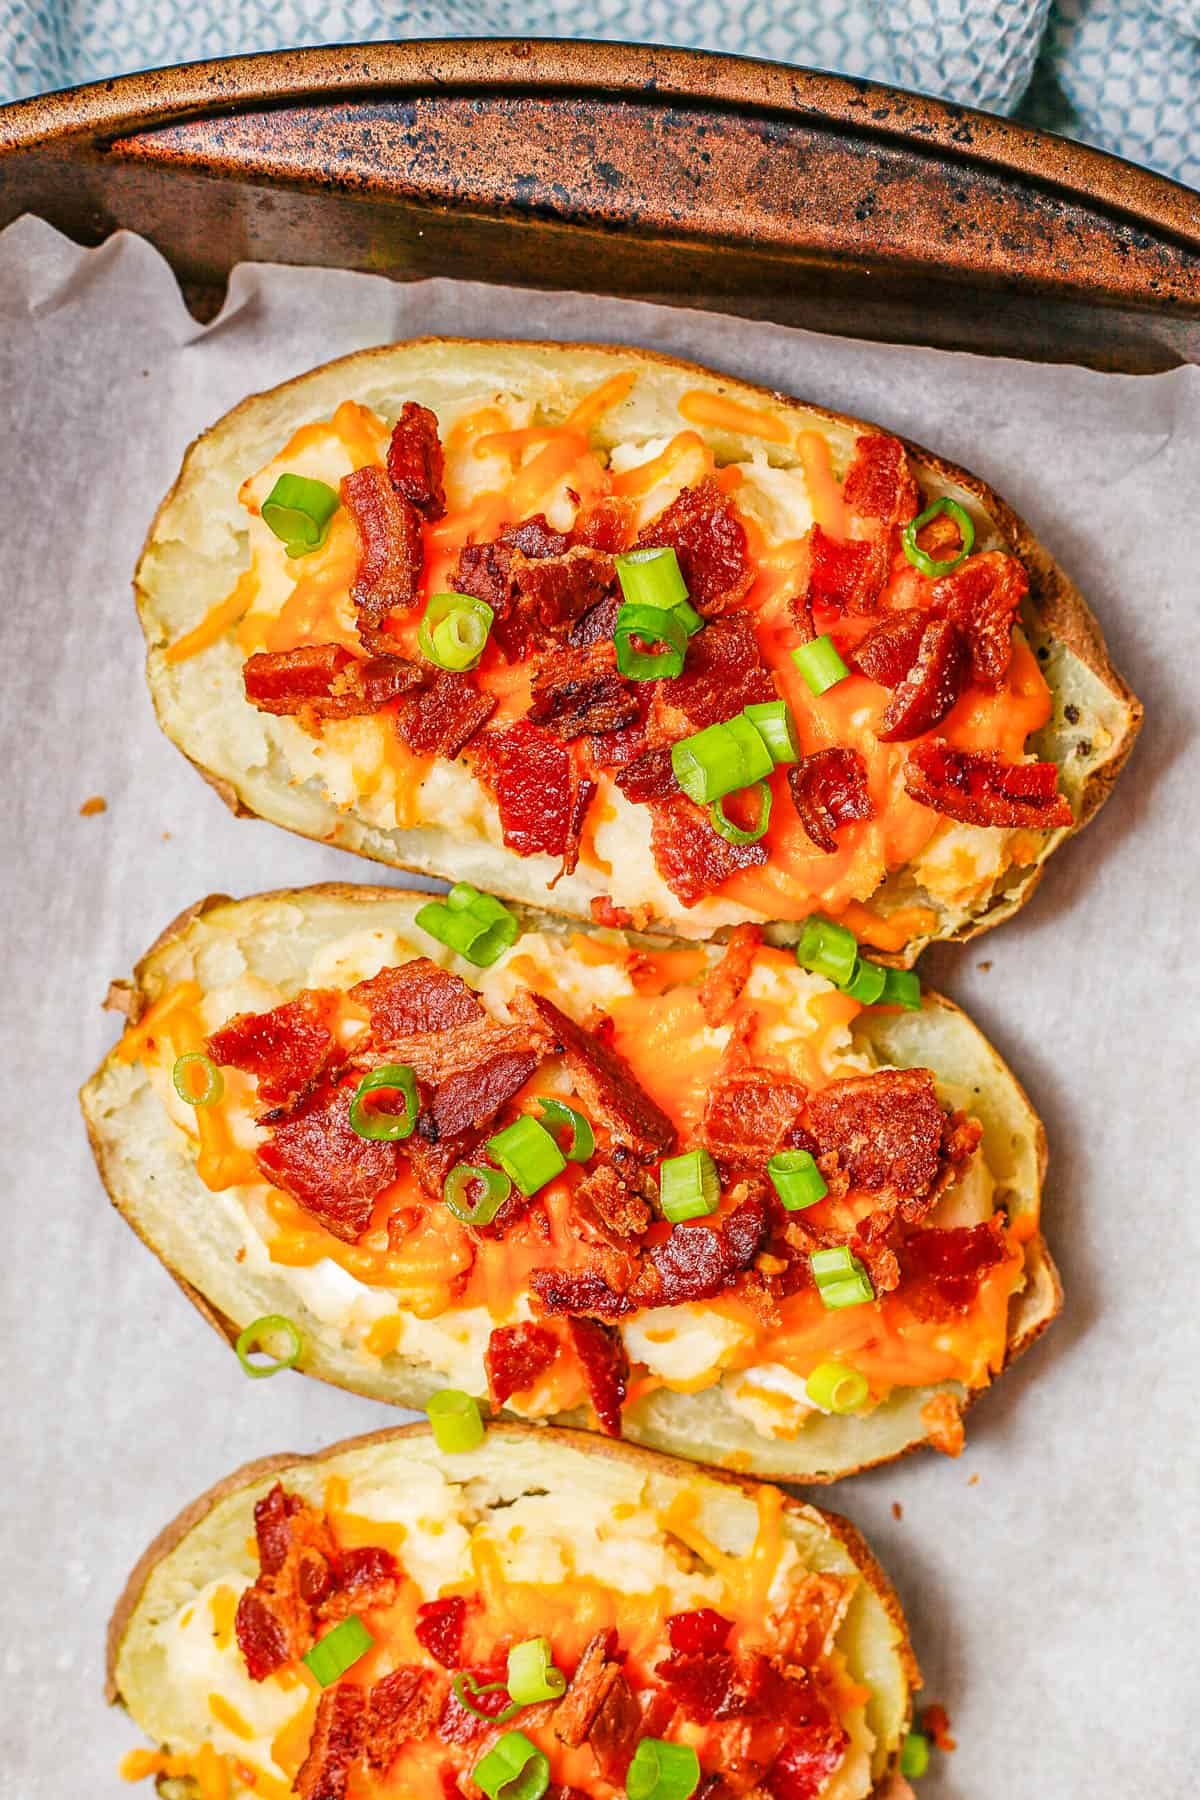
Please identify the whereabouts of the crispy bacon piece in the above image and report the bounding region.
[648,795,768,907]
[386,401,445,520]
[510,992,675,1160]
[614,745,677,804]
[568,591,622,649]
[396,671,496,758]
[932,550,1026,687]
[787,749,874,855]
[668,1609,734,1654]
[698,925,762,1026]
[574,1164,653,1238]
[486,1322,559,1406]
[795,525,890,619]
[555,774,597,886]
[364,1667,440,1774]
[654,612,775,733]
[841,434,919,527]
[243,644,423,719]
[566,1314,629,1437]
[636,478,753,615]
[571,495,635,553]
[898,1219,1010,1321]
[554,1630,622,1747]
[808,1068,945,1208]
[414,1596,467,1669]
[422,1050,539,1143]
[256,1076,399,1242]
[352,958,480,1039]
[439,1662,512,1744]
[655,1651,738,1721]
[473,721,577,859]
[528,642,640,740]
[905,740,1073,830]
[849,613,927,686]
[764,1724,848,1799]
[207,991,340,1112]
[234,1587,292,1682]
[328,1545,401,1619]
[504,514,570,557]
[296,1685,366,1800]
[877,618,968,741]
[920,1390,966,1458]
[530,1264,637,1320]
[342,464,424,634]
[639,1188,771,1307]
[588,721,648,771]
[236,1487,339,1680]
[702,1072,809,1168]
[454,532,615,659]
[253,1482,305,1576]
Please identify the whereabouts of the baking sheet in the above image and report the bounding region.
[1,213,1196,1798]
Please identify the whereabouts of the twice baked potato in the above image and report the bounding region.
[135,339,1140,960]
[82,884,1060,1484]
[108,1423,919,1800]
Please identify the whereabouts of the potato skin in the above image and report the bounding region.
[134,338,1142,964]
[81,883,1062,1487]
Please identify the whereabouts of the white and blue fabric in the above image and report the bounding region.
[1,0,1197,189]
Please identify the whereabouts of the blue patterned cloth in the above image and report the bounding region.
[1,0,1197,189]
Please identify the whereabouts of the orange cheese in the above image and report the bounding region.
[564,369,638,433]
[166,567,260,665]
[678,389,791,445]
[795,429,848,536]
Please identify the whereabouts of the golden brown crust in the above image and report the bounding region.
[105,1420,920,1735]
[135,337,1141,961]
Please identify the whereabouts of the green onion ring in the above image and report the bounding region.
[348,1064,419,1141]
[172,1051,224,1108]
[536,1098,595,1163]
[901,497,976,578]
[235,1315,303,1380]
[709,778,772,844]
[444,1162,513,1227]
[453,1672,521,1725]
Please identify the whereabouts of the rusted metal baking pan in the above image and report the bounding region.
[1,39,1197,369]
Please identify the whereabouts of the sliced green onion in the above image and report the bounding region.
[506,1637,567,1706]
[805,1360,870,1413]
[744,699,802,764]
[672,598,705,638]
[348,1064,418,1141]
[880,967,923,1011]
[444,1162,513,1227]
[659,1148,721,1222]
[615,546,690,612]
[843,958,887,1005]
[418,591,494,671]
[427,1388,485,1453]
[472,1731,550,1800]
[625,1737,701,1800]
[486,1115,567,1196]
[766,1149,828,1212]
[537,1098,595,1163]
[453,1671,520,1725]
[810,1246,875,1310]
[415,883,520,968]
[900,1731,931,1778]
[901,497,976,579]
[172,1051,224,1108]
[795,914,859,988]
[613,602,689,681]
[261,473,340,558]
[302,1614,373,1686]
[234,1314,303,1380]
[710,779,772,845]
[792,633,850,696]
[672,715,773,805]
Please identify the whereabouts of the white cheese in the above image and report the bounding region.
[622,1305,753,1385]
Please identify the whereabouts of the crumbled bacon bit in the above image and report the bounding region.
[255,1076,399,1242]
[414,1596,467,1669]
[877,619,968,741]
[486,1322,559,1406]
[667,1609,734,1654]
[472,721,577,859]
[296,1684,365,1800]
[698,925,762,1026]
[553,774,598,886]
[891,1501,904,1521]
[510,991,675,1160]
[422,1049,540,1143]
[932,550,1026,687]
[352,958,479,1039]
[702,1072,809,1169]
[341,465,424,636]
[614,745,677,805]
[568,591,621,649]
[530,1264,637,1320]
[898,1219,1010,1321]
[253,1482,304,1576]
[439,1663,512,1743]
[905,741,1072,830]
[648,795,768,907]
[454,534,614,660]
[921,1702,957,1752]
[796,524,889,617]
[566,1314,629,1436]
[573,1163,653,1238]
[841,434,919,527]
[635,477,754,614]
[655,1650,739,1721]
[244,644,424,719]
[396,671,496,758]
[364,1667,441,1774]
[653,612,775,734]
[528,641,640,740]
[503,514,570,558]
[571,495,635,553]
[807,1068,945,1210]
[786,749,874,855]
[553,1630,621,1747]
[386,401,445,520]
[207,991,341,1112]
[639,1188,771,1307]
[590,897,634,929]
[587,721,648,771]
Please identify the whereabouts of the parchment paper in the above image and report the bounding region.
[1,213,1196,1799]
